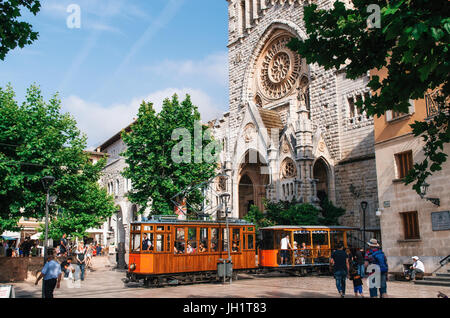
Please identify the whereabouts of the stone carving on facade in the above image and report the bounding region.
[216,176,227,191]
[257,34,301,100]
[243,123,256,143]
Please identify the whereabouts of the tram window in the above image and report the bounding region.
[157,226,164,231]
[187,228,197,253]
[166,234,171,252]
[330,231,344,249]
[143,225,153,231]
[200,228,209,252]
[156,234,164,252]
[131,233,141,252]
[142,233,153,252]
[221,228,229,252]
[175,228,186,254]
[132,225,141,231]
[210,228,219,252]
[247,227,254,232]
[176,228,185,240]
[174,241,185,254]
[247,234,254,250]
[294,231,311,248]
[312,232,328,246]
[261,231,274,250]
[232,228,240,252]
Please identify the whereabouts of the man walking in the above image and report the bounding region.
[59,234,68,257]
[35,251,62,298]
[330,243,349,297]
[365,238,388,298]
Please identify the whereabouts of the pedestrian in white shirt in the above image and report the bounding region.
[409,256,425,281]
[280,234,292,265]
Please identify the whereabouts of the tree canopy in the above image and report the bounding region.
[121,94,219,217]
[243,198,346,230]
[288,0,449,194]
[0,0,41,60]
[0,84,116,238]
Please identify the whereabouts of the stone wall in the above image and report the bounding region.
[376,136,450,273]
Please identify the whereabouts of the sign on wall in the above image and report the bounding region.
[431,211,450,231]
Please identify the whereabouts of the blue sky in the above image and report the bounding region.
[0,0,229,148]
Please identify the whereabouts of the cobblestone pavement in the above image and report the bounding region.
[10,256,450,298]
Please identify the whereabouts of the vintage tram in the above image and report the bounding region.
[258,225,357,275]
[126,216,258,287]
[126,216,357,286]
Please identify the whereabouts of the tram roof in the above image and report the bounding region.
[260,225,359,231]
[131,215,254,226]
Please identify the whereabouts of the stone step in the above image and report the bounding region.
[424,276,450,282]
[436,273,450,278]
[414,280,450,287]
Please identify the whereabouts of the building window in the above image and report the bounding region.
[395,150,413,179]
[401,211,420,240]
[281,158,296,179]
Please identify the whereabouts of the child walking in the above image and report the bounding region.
[349,267,364,298]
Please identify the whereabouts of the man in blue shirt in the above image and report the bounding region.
[35,253,62,298]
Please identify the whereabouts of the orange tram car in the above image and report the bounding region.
[125,216,356,287]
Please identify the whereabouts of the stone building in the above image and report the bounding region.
[95,123,143,261]
[207,0,380,243]
[373,66,450,273]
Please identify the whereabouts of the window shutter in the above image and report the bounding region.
[408,99,415,114]
[385,110,393,122]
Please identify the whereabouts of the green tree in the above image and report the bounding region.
[265,200,321,225]
[0,0,41,60]
[243,204,274,231]
[121,94,219,216]
[288,0,449,194]
[0,84,116,236]
[319,198,346,225]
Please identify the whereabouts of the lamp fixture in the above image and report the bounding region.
[419,182,440,206]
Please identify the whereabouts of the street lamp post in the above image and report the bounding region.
[219,192,232,283]
[41,176,55,262]
[41,175,55,299]
[360,201,368,250]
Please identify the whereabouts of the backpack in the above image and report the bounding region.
[372,249,388,273]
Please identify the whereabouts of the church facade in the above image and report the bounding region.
[208,0,380,238]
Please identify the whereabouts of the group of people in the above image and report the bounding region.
[330,238,388,298]
[280,234,312,265]
[0,237,41,257]
[35,239,100,298]
[330,238,426,298]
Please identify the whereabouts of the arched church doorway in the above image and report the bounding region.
[238,150,269,218]
[313,158,329,203]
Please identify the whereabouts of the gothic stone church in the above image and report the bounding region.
[208,0,380,235]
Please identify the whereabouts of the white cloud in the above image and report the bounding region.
[62,88,224,149]
[145,52,228,86]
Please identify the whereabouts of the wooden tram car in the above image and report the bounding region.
[259,225,357,275]
[126,217,357,287]
[126,216,258,287]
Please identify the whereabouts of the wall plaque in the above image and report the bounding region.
[431,211,450,231]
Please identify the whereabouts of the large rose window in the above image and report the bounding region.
[258,34,301,100]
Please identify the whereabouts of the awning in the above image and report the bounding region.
[30,232,42,240]
[1,231,20,240]
[85,228,104,234]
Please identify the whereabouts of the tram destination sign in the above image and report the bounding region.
[431,211,450,231]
